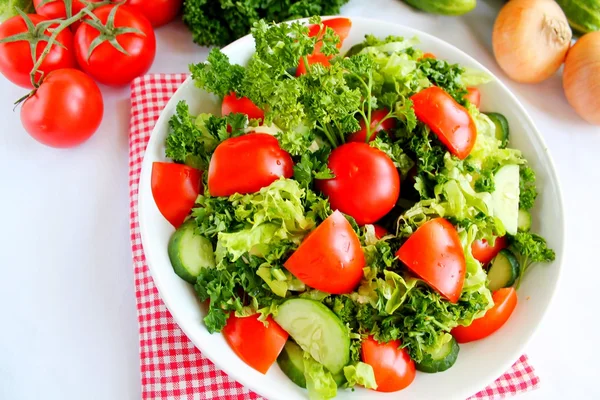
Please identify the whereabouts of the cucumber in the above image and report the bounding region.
[487,249,520,291]
[485,112,509,148]
[403,0,476,16]
[517,209,532,232]
[168,220,216,283]
[556,0,600,36]
[492,164,520,235]
[278,341,307,388]
[273,298,350,374]
[415,337,460,373]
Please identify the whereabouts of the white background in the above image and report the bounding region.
[1,0,598,399]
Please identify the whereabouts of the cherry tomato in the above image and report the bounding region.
[411,86,477,160]
[347,109,395,143]
[396,218,465,303]
[33,0,101,20]
[74,5,156,86]
[151,162,202,227]
[0,14,75,88]
[471,236,508,265]
[296,53,331,76]
[452,288,518,343]
[420,52,436,60]
[20,69,103,148]
[373,225,388,240]
[221,93,264,122]
[317,143,400,225]
[361,337,416,392]
[208,134,293,197]
[284,210,365,294]
[222,314,288,374]
[308,17,352,52]
[465,87,481,108]
[121,0,182,27]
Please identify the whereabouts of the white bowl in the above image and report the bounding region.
[138,17,565,400]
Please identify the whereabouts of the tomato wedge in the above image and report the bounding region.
[361,337,416,392]
[208,133,294,197]
[151,162,202,228]
[411,86,477,160]
[308,17,352,52]
[465,87,481,108]
[221,93,264,122]
[347,109,396,143]
[396,218,465,303]
[373,224,388,240]
[223,314,288,374]
[471,236,508,265]
[296,53,331,76]
[284,210,365,294]
[452,288,518,343]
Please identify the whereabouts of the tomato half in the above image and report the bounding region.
[452,288,518,343]
[361,337,416,392]
[151,162,202,227]
[74,5,156,86]
[21,69,103,148]
[396,218,465,303]
[347,109,395,143]
[122,0,182,27]
[296,53,331,76]
[465,87,481,108]
[411,86,477,160]
[208,134,293,197]
[221,93,264,122]
[308,17,352,52]
[317,143,400,225]
[0,14,75,88]
[471,236,508,265]
[222,314,288,374]
[284,210,365,294]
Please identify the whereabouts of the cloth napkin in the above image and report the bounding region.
[128,74,541,400]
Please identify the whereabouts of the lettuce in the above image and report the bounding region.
[343,362,377,390]
[0,0,33,22]
[303,354,337,400]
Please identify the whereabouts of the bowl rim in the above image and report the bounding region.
[138,16,565,400]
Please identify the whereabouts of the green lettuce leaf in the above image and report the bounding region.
[303,354,338,400]
[343,362,377,390]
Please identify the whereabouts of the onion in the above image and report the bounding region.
[563,32,600,125]
[493,0,572,83]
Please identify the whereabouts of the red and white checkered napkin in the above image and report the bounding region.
[128,74,541,400]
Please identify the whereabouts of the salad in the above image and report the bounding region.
[150,17,556,398]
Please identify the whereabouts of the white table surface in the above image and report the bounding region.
[1,1,598,399]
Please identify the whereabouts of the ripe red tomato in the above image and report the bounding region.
[411,86,477,160]
[465,87,481,108]
[221,93,264,122]
[471,236,508,265]
[420,52,436,60]
[208,134,293,197]
[296,53,331,76]
[308,17,352,52]
[361,337,416,392]
[347,109,395,143]
[151,162,202,227]
[373,224,389,240]
[121,0,182,27]
[222,314,288,374]
[0,14,75,88]
[317,143,400,225]
[284,210,365,294]
[452,288,518,343]
[74,5,156,86]
[33,0,100,19]
[20,69,103,148]
[396,218,465,303]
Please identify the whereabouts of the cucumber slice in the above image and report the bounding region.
[487,249,520,291]
[278,341,307,388]
[485,112,509,148]
[517,209,532,232]
[273,299,350,374]
[277,340,347,389]
[415,337,460,373]
[492,164,520,235]
[168,221,216,283]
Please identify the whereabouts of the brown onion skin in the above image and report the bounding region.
[493,0,572,84]
[563,32,600,125]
